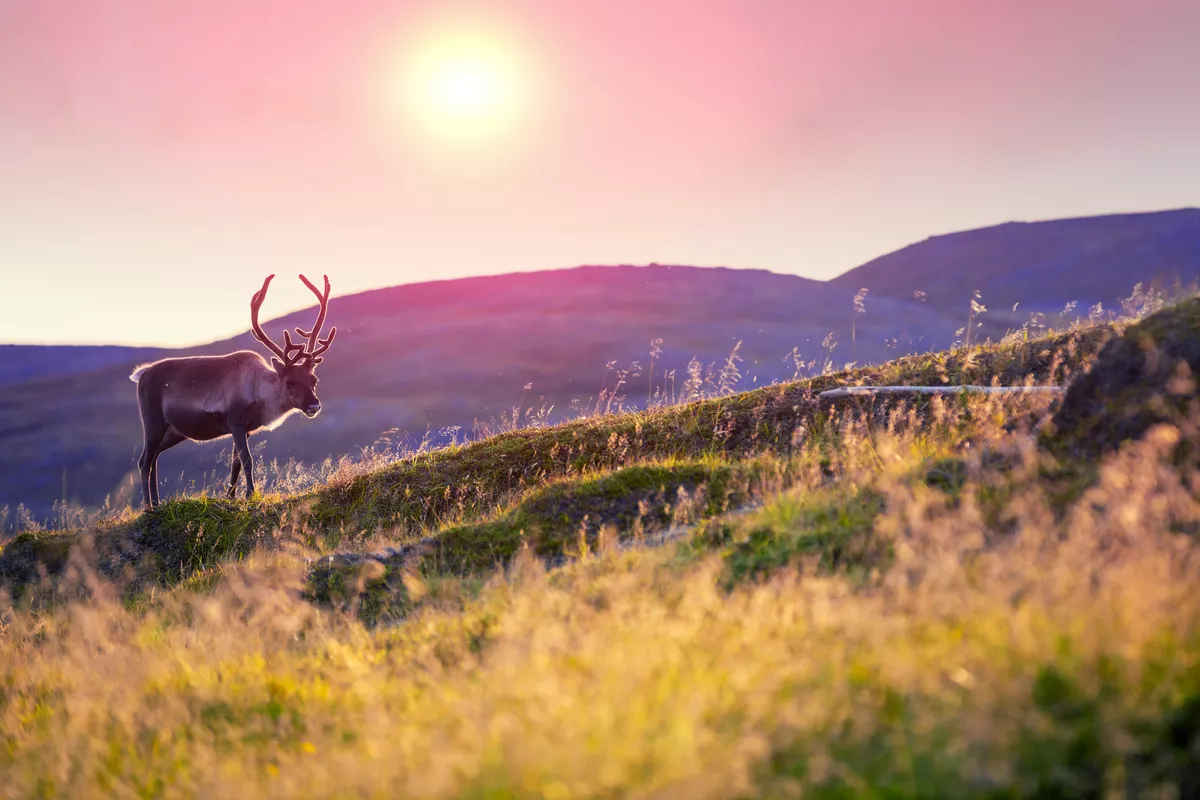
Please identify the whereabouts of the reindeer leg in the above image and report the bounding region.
[150,429,186,507]
[231,426,254,500]
[138,439,159,510]
[227,446,242,499]
[138,411,168,510]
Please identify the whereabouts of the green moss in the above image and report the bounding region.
[423,459,782,576]
[132,497,283,585]
[0,531,76,593]
[304,557,412,628]
[754,645,1200,799]
[924,457,970,496]
[1012,664,1113,798]
[757,667,1115,799]
[721,486,887,586]
[305,458,796,622]
[1046,296,1200,461]
[1124,690,1200,795]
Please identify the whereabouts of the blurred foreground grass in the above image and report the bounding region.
[4,304,1200,797]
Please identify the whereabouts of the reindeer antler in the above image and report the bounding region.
[281,329,306,362]
[250,274,295,364]
[294,274,337,366]
[249,273,336,368]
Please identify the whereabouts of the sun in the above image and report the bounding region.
[421,54,508,122]
[386,23,539,151]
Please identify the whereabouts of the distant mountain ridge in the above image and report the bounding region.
[0,345,167,387]
[3,207,1199,521]
[832,208,1200,321]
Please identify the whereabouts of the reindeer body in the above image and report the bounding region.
[131,275,336,508]
[131,351,298,442]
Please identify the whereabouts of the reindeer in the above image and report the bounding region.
[129,274,337,509]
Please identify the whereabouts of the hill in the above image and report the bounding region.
[0,344,165,387]
[831,207,1200,321]
[1,265,962,519]
[5,207,1200,522]
[4,302,1200,796]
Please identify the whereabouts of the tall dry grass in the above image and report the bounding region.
[2,392,1198,797]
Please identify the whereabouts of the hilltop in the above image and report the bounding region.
[3,296,1200,796]
[832,207,1200,320]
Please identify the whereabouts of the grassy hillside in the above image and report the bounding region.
[2,321,1112,593]
[1,264,964,520]
[9,208,1200,522]
[3,295,1200,796]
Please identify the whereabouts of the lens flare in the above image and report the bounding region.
[384,20,542,153]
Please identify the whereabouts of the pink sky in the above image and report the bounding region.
[3,0,1199,346]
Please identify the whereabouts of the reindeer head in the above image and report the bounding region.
[249,273,337,418]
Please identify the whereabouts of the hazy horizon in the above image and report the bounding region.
[7,205,1198,350]
[5,0,1200,347]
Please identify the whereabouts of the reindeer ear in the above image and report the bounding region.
[270,358,287,376]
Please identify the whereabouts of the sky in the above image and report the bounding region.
[3,0,1200,346]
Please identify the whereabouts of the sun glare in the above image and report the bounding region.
[386,22,540,152]
[423,56,506,121]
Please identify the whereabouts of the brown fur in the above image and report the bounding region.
[130,275,336,508]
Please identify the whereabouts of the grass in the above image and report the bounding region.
[0,321,1115,601]
[5,306,1200,797]
[1046,296,1200,461]
[718,484,888,587]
